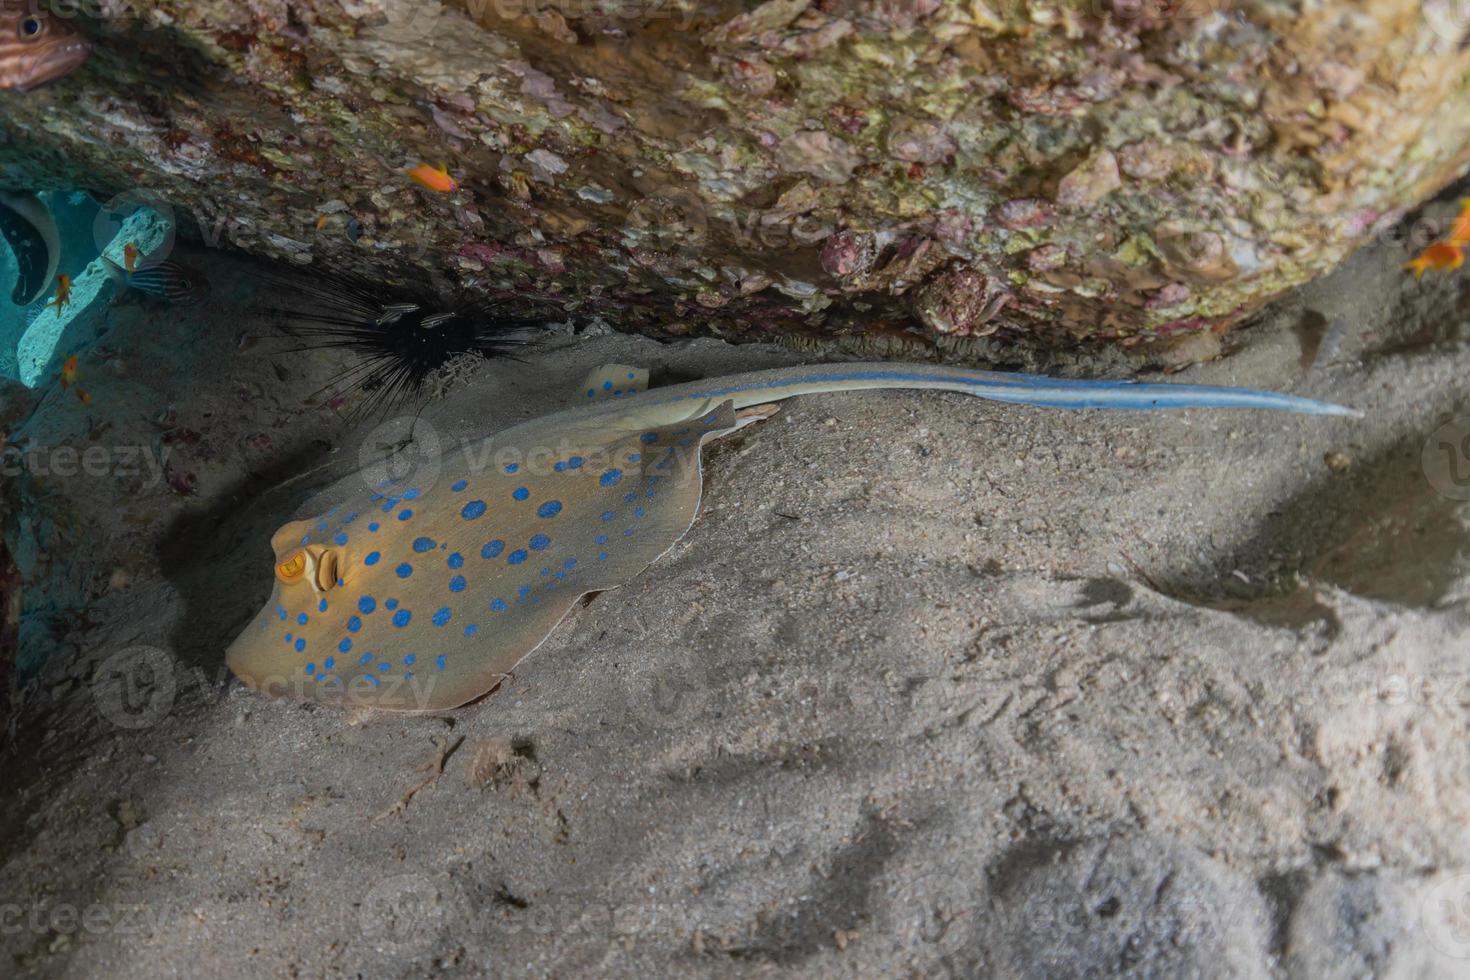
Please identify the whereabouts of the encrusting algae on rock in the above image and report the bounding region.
[3,1,1470,361]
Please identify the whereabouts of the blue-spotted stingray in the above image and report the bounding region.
[226,362,1357,712]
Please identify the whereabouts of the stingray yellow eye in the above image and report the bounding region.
[275,550,306,583]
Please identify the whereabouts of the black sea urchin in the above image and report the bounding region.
[257,270,551,417]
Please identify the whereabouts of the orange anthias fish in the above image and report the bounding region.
[406,162,459,193]
[1406,242,1465,280]
[0,5,92,91]
[59,354,78,389]
[50,273,70,312]
[123,242,140,273]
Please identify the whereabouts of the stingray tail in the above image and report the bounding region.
[963,375,1363,417]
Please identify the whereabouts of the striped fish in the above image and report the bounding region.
[103,256,210,306]
[0,3,91,91]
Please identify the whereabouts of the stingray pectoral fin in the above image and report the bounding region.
[0,192,61,307]
[400,398,742,711]
[580,363,649,403]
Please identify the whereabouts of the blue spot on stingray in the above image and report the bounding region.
[627,453,641,463]
[295,638,306,652]
[347,616,362,632]
[448,552,465,569]
[392,609,412,628]
[403,488,421,500]
[596,534,608,545]
[600,511,615,522]
[404,654,416,666]
[634,507,646,518]
[504,463,519,474]
[613,390,622,398]
[381,500,395,513]
[564,557,577,569]
[646,489,657,499]
[365,551,381,566]
[285,633,292,643]
[449,575,467,592]
[586,388,595,398]
[316,521,327,532]
[318,599,328,613]
[305,663,315,675]
[368,522,380,532]
[482,539,505,559]
[366,675,379,687]
[539,567,550,577]
[490,598,507,612]
[339,638,352,653]
[464,624,478,637]
[517,585,530,597]
[598,551,608,561]
[537,500,563,519]
[529,533,550,551]
[324,657,335,670]
[602,380,612,390]
[623,492,636,503]
[627,372,635,380]
[507,549,528,565]
[567,456,584,469]
[370,493,383,502]
[343,512,358,524]
[554,461,566,472]
[359,653,373,665]
[396,562,413,578]
[624,528,635,536]
[297,613,308,625]
[276,605,287,620]
[398,509,413,521]
[359,596,376,614]
[432,607,451,626]
[385,598,399,610]
[640,432,657,444]
[413,537,436,553]
[462,500,487,520]
[452,479,468,492]
[600,468,623,487]
[435,655,447,670]
[334,532,348,546]
[378,661,390,673]
[512,486,529,501]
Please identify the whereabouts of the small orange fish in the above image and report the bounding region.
[406,162,458,193]
[51,274,71,312]
[75,388,91,405]
[1447,198,1470,248]
[59,355,78,390]
[315,214,330,231]
[123,242,140,273]
[1406,241,1465,280]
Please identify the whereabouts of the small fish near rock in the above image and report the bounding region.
[226,362,1356,713]
[102,255,210,306]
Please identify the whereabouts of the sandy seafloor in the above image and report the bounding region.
[3,208,1470,979]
